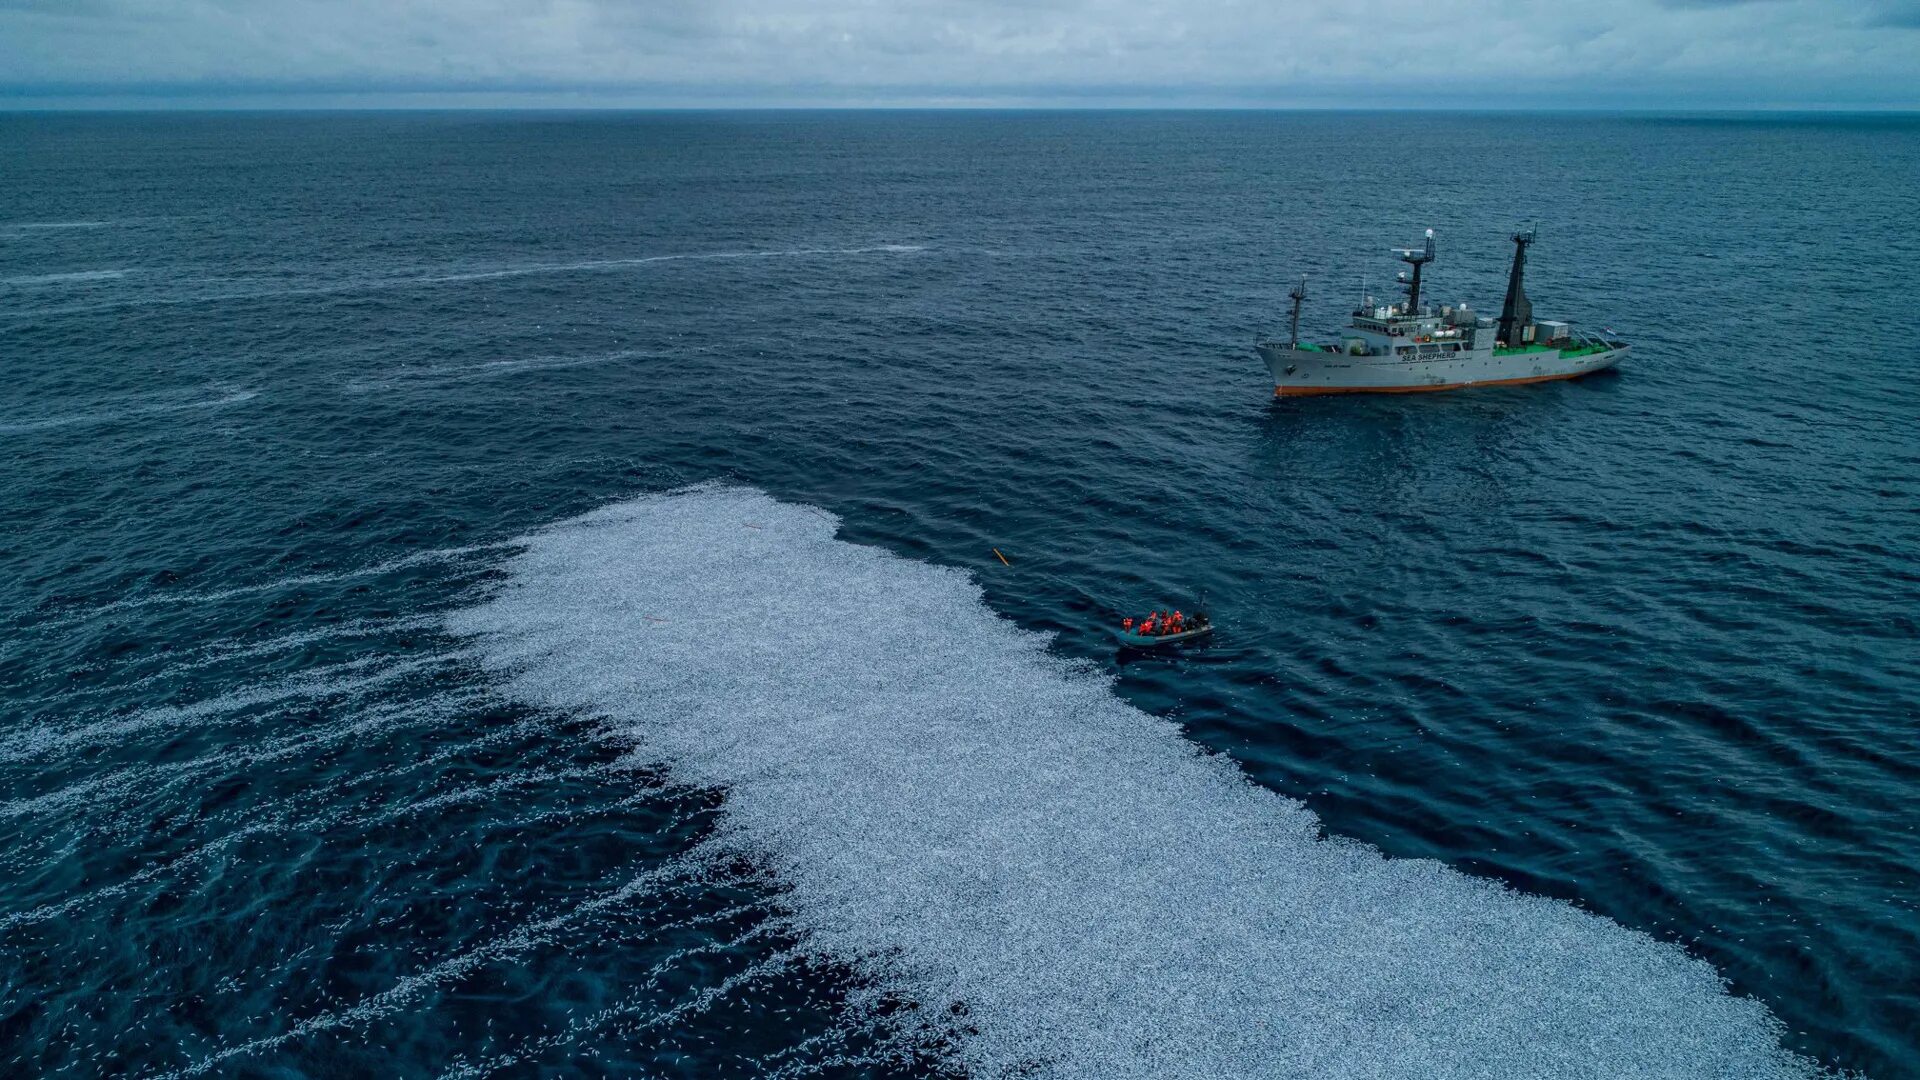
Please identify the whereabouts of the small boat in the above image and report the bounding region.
[1116,614,1213,648]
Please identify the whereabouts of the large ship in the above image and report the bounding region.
[1256,229,1628,396]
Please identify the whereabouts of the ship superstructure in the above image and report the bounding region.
[1255,230,1628,396]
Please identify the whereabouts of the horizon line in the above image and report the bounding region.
[5,101,1920,115]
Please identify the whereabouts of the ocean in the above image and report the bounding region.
[1,110,1915,1078]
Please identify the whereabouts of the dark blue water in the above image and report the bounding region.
[1,111,1915,1078]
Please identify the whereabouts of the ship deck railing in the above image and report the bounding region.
[1561,341,1616,358]
[1493,340,1617,358]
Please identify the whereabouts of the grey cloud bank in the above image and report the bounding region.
[2,0,1917,108]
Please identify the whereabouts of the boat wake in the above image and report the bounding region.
[447,484,1821,1079]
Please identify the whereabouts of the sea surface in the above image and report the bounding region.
[1,111,1916,1078]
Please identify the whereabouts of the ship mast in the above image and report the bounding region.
[1497,227,1535,346]
[1393,230,1435,315]
[1397,226,1443,311]
[1286,275,1307,348]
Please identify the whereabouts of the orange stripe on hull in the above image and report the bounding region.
[1275,368,1598,397]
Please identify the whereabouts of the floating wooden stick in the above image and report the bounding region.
[993,548,1010,566]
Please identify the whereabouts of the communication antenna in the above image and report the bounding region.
[1391,228,1436,315]
[1287,275,1308,349]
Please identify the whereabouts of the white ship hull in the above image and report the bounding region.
[1255,340,1626,397]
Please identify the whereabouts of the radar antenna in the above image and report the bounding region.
[1497,226,1536,347]
[1287,275,1308,349]
[1392,229,1436,315]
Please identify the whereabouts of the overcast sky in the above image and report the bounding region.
[3,0,1917,109]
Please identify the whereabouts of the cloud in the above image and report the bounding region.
[0,0,1914,107]
[1871,1,1920,27]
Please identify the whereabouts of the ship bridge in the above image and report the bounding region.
[1341,303,1488,358]
[1331,229,1493,356]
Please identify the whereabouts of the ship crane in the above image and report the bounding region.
[1496,227,1536,347]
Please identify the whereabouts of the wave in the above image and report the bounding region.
[445,484,1820,1079]
[0,682,494,834]
[409,243,928,285]
[153,859,707,1079]
[339,349,668,394]
[435,920,795,1080]
[4,615,444,709]
[5,221,110,230]
[17,544,509,632]
[0,388,257,436]
[3,244,928,320]
[0,652,464,764]
[1,269,130,287]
